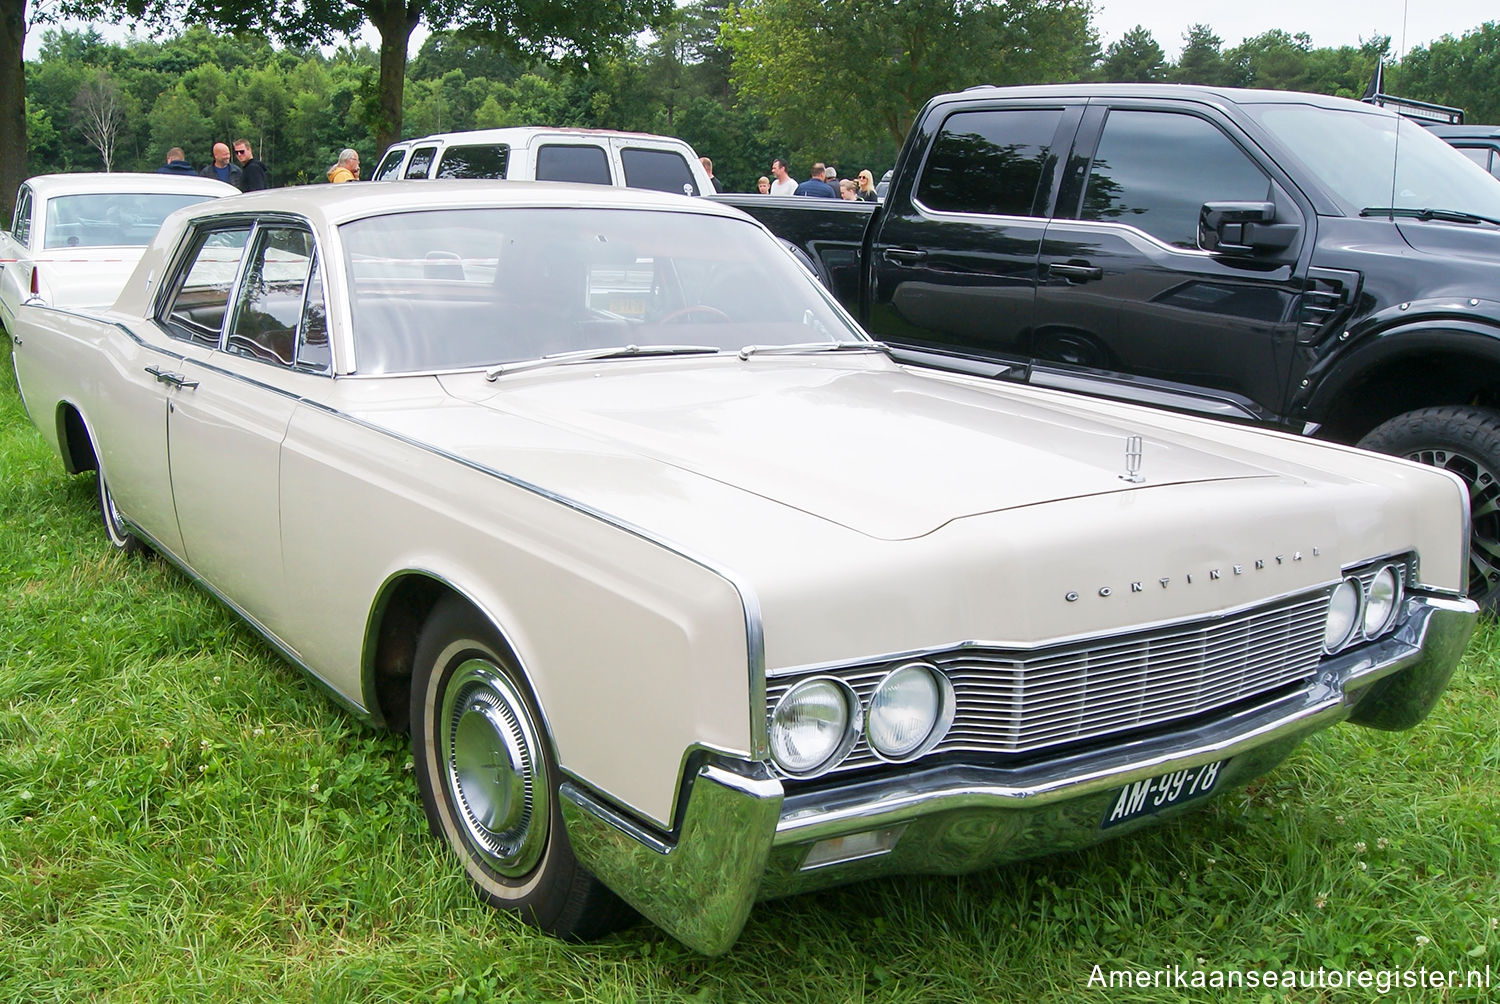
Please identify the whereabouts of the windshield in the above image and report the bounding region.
[339,207,866,374]
[1242,102,1500,218]
[43,193,217,250]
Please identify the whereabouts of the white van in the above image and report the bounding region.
[370,127,712,196]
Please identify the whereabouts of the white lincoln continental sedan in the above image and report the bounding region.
[7,182,1477,953]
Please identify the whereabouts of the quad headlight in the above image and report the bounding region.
[768,677,861,776]
[1324,577,1363,653]
[1362,564,1403,638]
[867,662,954,760]
[1324,562,1407,654]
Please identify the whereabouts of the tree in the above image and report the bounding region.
[1100,24,1166,82]
[73,69,128,170]
[1173,24,1229,84]
[724,0,1097,157]
[1395,22,1500,122]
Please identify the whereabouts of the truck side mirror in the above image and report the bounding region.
[1199,201,1299,256]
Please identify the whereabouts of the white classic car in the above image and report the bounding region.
[8,182,1477,954]
[0,172,238,333]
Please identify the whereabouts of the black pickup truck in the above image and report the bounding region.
[720,83,1500,609]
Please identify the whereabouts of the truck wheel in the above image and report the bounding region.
[1358,406,1500,612]
[410,595,632,940]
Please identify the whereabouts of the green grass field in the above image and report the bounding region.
[2,348,1496,1003]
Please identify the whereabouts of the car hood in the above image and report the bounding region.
[408,357,1289,541]
[1394,216,1500,263]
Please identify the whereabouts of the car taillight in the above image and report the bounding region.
[30,264,39,295]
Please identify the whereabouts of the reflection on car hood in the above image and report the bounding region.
[390,358,1292,542]
[1394,216,1500,265]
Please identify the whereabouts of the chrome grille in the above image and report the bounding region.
[767,590,1335,778]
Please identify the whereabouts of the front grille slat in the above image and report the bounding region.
[764,570,1410,778]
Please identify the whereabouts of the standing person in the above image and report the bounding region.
[794,163,837,198]
[769,158,797,195]
[856,169,878,201]
[157,148,196,176]
[199,142,243,189]
[700,156,725,193]
[838,178,859,200]
[234,139,271,191]
[328,149,360,183]
[756,176,770,194]
[823,166,838,188]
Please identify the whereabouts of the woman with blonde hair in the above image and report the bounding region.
[856,169,878,202]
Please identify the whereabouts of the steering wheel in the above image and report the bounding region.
[659,304,730,324]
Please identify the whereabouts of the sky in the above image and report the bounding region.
[1092,0,1495,59]
[25,1,1499,62]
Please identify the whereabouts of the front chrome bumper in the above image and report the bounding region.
[560,595,1475,955]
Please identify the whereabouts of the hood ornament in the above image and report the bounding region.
[1120,435,1145,483]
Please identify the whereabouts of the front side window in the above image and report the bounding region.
[436,144,510,179]
[372,147,409,181]
[339,207,865,374]
[226,227,318,369]
[535,145,612,185]
[44,193,216,250]
[160,225,252,346]
[620,148,698,195]
[916,108,1065,216]
[1081,110,1270,248]
[405,146,438,179]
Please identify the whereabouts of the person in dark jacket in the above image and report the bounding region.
[793,163,837,198]
[156,148,197,176]
[200,143,244,189]
[233,139,271,191]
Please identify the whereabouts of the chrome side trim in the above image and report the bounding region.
[118,514,380,727]
[560,761,783,956]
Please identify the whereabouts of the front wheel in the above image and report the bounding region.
[1358,405,1500,612]
[409,596,631,939]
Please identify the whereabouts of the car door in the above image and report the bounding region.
[156,220,324,638]
[1034,101,1308,423]
[0,185,35,330]
[866,103,1081,364]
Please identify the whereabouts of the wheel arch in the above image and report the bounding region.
[1304,323,1500,443]
[56,400,98,475]
[362,570,535,735]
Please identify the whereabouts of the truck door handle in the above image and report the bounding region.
[882,248,928,265]
[145,365,199,390]
[1048,263,1104,281]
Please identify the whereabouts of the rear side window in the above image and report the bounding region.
[160,226,252,346]
[536,144,612,185]
[916,108,1065,216]
[11,188,31,245]
[436,144,511,179]
[1081,110,1269,249]
[226,227,317,369]
[405,146,438,179]
[621,148,699,195]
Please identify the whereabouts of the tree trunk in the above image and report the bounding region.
[0,0,26,221]
[368,0,423,159]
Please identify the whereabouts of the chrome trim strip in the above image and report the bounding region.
[118,516,379,727]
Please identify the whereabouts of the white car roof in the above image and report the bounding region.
[403,126,699,149]
[20,172,240,198]
[178,179,750,228]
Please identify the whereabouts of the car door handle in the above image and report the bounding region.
[882,248,928,265]
[1048,262,1104,282]
[145,365,199,390]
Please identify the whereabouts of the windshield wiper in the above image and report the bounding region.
[736,340,888,361]
[485,344,721,380]
[1359,207,1500,227]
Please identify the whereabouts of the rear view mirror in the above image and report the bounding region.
[1199,201,1299,255]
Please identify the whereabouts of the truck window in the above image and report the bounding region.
[436,144,511,179]
[536,145,612,185]
[620,148,699,195]
[1080,110,1268,249]
[405,146,438,179]
[372,147,407,181]
[915,108,1064,217]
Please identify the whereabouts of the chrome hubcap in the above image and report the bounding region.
[440,659,548,877]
